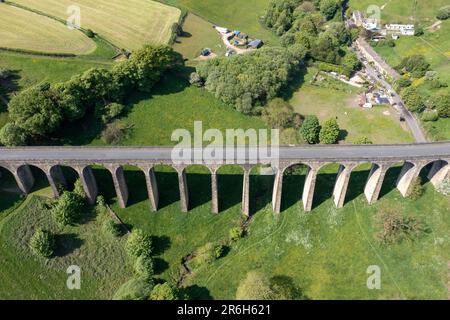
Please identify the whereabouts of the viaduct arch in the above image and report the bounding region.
[0,143,448,216]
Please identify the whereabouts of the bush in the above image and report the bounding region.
[401,87,424,113]
[73,178,86,199]
[134,254,154,280]
[101,122,129,145]
[0,123,28,146]
[102,219,121,237]
[150,283,178,300]
[396,55,430,78]
[436,6,450,20]
[189,242,216,270]
[113,278,154,300]
[86,29,95,38]
[353,136,373,145]
[261,98,297,129]
[51,191,84,226]
[421,111,439,122]
[125,229,152,260]
[376,210,425,244]
[407,176,424,200]
[319,118,340,144]
[397,78,412,89]
[229,226,244,242]
[214,244,226,259]
[189,72,203,87]
[29,228,56,258]
[300,115,320,144]
[101,103,125,124]
[236,271,275,300]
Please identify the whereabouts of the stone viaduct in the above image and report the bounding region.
[0,143,449,216]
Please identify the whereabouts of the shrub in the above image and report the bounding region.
[102,219,121,237]
[376,210,425,244]
[150,283,178,300]
[113,278,154,300]
[134,254,154,280]
[101,122,128,145]
[397,78,412,89]
[401,87,424,113]
[125,229,152,260]
[73,178,86,200]
[421,111,439,122]
[51,191,84,226]
[261,98,297,129]
[214,244,226,259]
[436,6,450,20]
[189,242,216,270]
[300,115,320,144]
[407,176,424,200]
[29,228,56,258]
[101,103,125,124]
[319,118,340,144]
[397,55,430,78]
[189,72,203,87]
[229,226,244,242]
[0,123,28,146]
[353,136,373,145]
[86,29,95,38]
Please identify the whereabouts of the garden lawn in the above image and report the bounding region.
[289,69,414,144]
[11,0,181,50]
[173,13,226,62]
[0,3,96,55]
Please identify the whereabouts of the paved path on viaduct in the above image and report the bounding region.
[0,143,449,216]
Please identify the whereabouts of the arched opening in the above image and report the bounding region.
[281,163,309,212]
[184,165,212,211]
[57,165,80,192]
[249,165,275,215]
[22,165,50,194]
[379,162,405,198]
[90,165,116,204]
[345,162,373,204]
[122,165,148,206]
[0,166,22,213]
[216,165,244,213]
[153,165,179,210]
[422,160,449,188]
[313,163,341,209]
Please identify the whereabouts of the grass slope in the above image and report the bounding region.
[12,0,181,50]
[0,4,96,54]
[161,0,280,45]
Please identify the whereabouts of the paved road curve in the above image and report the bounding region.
[0,143,449,164]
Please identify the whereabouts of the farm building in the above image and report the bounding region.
[385,24,415,36]
[249,39,263,49]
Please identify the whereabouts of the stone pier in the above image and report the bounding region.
[242,167,251,217]
[144,166,159,212]
[364,163,389,204]
[211,171,219,214]
[177,167,189,213]
[333,164,355,209]
[302,166,318,212]
[427,160,450,188]
[77,166,98,205]
[396,162,425,197]
[272,167,284,214]
[108,165,129,209]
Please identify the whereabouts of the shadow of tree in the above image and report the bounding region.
[180,285,213,300]
[54,233,84,257]
[270,275,309,300]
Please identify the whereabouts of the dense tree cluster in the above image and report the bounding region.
[194,48,302,114]
[0,46,177,146]
[396,55,430,78]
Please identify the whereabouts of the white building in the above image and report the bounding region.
[352,11,363,26]
[385,24,415,36]
[363,18,379,31]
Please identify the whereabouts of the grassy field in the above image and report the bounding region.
[0,161,448,299]
[12,0,181,50]
[173,13,226,62]
[161,0,280,45]
[289,69,414,144]
[0,4,96,54]
[349,0,449,25]
[55,71,268,146]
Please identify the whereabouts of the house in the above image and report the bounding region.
[385,24,415,36]
[363,18,379,31]
[248,39,263,49]
[214,26,230,34]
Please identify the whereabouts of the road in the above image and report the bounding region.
[0,143,449,164]
[353,45,428,143]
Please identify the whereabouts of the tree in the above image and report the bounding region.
[407,176,424,200]
[100,102,125,124]
[236,271,275,300]
[29,228,56,258]
[229,226,244,242]
[280,128,299,144]
[300,115,320,144]
[310,32,341,64]
[436,6,450,20]
[51,191,84,226]
[342,52,362,76]
[319,118,340,144]
[261,98,297,128]
[150,283,178,300]
[189,72,203,87]
[125,229,152,260]
[8,83,63,137]
[397,55,430,78]
[320,0,339,20]
[0,123,28,146]
[432,93,450,118]
[134,254,154,280]
[401,87,424,113]
[113,278,154,300]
